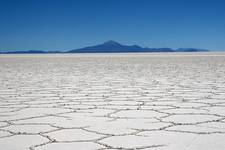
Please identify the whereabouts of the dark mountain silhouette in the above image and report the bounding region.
[176,48,209,52]
[68,41,175,53]
[68,41,209,53]
[0,41,209,54]
[1,50,47,54]
[0,50,62,54]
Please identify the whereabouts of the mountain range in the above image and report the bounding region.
[0,41,209,54]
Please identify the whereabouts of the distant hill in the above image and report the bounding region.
[0,41,209,54]
[68,41,209,53]
[1,50,47,54]
[0,50,62,54]
[176,48,209,52]
[68,41,175,53]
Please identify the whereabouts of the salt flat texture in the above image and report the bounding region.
[0,52,225,150]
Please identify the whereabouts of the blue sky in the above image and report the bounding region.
[0,0,225,51]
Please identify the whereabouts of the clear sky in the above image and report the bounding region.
[0,0,225,51]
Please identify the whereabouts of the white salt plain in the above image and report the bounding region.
[0,52,225,150]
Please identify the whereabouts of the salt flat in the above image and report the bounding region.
[0,52,225,150]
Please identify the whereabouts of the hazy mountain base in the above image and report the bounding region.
[0,41,209,54]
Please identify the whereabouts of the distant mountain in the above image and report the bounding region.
[1,50,47,54]
[68,41,175,53]
[0,41,210,54]
[68,41,209,53]
[0,50,62,54]
[176,48,209,52]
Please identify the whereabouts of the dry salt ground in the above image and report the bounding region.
[0,52,225,150]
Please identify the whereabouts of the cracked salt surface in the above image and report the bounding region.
[0,52,225,150]
[44,129,105,142]
[35,142,104,150]
[2,124,58,134]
